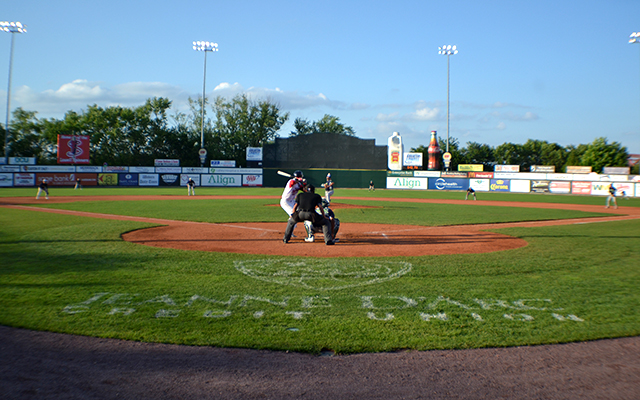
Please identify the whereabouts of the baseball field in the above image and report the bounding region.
[0,187,639,354]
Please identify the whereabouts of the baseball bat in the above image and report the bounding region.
[277,170,292,178]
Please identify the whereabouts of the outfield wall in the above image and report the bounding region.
[0,165,638,197]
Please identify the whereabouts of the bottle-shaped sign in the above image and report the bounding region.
[427,131,441,170]
[387,131,404,171]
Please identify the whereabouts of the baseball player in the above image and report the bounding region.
[280,170,306,217]
[321,173,334,203]
[187,177,196,196]
[36,179,49,200]
[283,184,334,245]
[465,187,476,200]
[369,180,375,191]
[74,178,82,190]
[305,199,340,243]
[605,184,618,209]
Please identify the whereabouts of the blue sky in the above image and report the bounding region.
[3,0,640,155]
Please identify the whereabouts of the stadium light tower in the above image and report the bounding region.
[438,44,458,153]
[193,40,218,166]
[2,21,26,164]
[631,32,640,140]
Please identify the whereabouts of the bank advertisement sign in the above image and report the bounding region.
[428,177,466,191]
[118,173,139,186]
[386,177,428,190]
[489,179,510,192]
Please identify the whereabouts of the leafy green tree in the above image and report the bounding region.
[8,108,56,164]
[521,139,567,172]
[461,141,494,170]
[211,94,289,167]
[494,142,526,168]
[290,114,355,136]
[581,137,628,173]
[564,144,588,170]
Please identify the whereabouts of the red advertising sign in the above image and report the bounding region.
[571,181,592,195]
[57,135,90,164]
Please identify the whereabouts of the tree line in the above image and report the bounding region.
[0,95,635,173]
[412,136,633,174]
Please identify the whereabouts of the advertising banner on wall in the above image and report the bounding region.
[531,180,550,193]
[468,171,494,179]
[118,173,139,186]
[489,179,510,192]
[246,147,263,161]
[98,173,118,186]
[0,165,20,172]
[403,152,423,167]
[159,173,180,186]
[180,174,200,186]
[386,176,428,190]
[571,181,592,195]
[36,173,97,186]
[139,174,159,186]
[182,167,208,174]
[469,179,490,191]
[23,165,75,173]
[14,173,35,186]
[243,174,263,186]
[0,173,13,187]
[428,177,466,191]
[104,166,128,173]
[155,159,180,167]
[510,180,531,193]
[210,160,236,168]
[8,157,36,165]
[129,166,155,173]
[610,182,635,197]
[57,135,90,164]
[76,166,102,173]
[566,166,592,174]
[602,167,630,174]
[549,181,571,194]
[458,164,483,172]
[201,174,242,187]
[530,165,555,173]
[494,165,519,172]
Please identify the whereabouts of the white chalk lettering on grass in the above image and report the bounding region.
[234,259,412,290]
[62,293,584,323]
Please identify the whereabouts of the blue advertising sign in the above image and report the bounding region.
[119,173,139,186]
[490,179,510,192]
[428,177,467,191]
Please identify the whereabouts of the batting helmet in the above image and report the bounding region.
[294,170,304,178]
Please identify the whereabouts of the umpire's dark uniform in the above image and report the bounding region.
[283,185,334,245]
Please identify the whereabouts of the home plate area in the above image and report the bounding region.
[122,221,526,258]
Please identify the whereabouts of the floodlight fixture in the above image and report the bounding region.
[438,45,458,155]
[2,21,27,162]
[192,41,218,164]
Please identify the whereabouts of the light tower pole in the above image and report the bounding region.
[438,45,458,154]
[630,32,640,147]
[1,21,27,164]
[192,40,218,166]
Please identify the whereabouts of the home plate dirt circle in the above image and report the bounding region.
[122,221,526,258]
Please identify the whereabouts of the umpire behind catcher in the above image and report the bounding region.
[283,185,335,245]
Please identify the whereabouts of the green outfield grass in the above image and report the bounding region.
[0,187,638,354]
